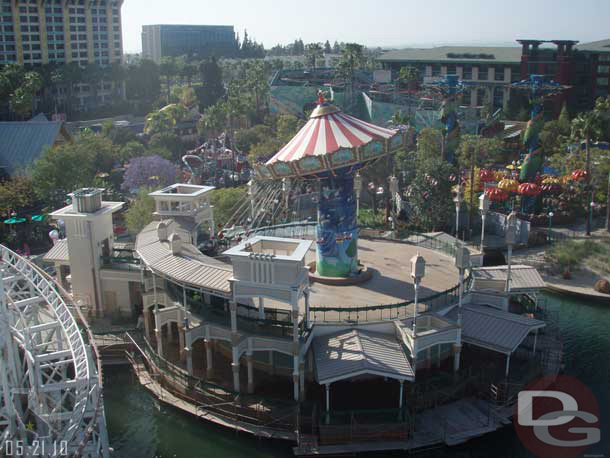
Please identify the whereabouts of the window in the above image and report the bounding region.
[446,64,456,75]
[19,6,26,13]
[478,65,488,80]
[599,54,610,62]
[78,34,86,40]
[31,34,39,41]
[22,43,30,50]
[597,77,609,86]
[495,66,505,81]
[70,34,76,40]
[54,16,62,22]
[21,33,29,40]
[70,25,76,31]
[30,25,39,32]
[79,42,86,48]
[54,7,62,14]
[32,43,39,50]
[462,65,472,79]
[462,89,471,105]
[77,17,85,23]
[28,15,37,22]
[431,64,440,77]
[598,65,609,74]
[32,52,41,59]
[78,25,85,31]
[23,53,30,59]
[28,6,37,13]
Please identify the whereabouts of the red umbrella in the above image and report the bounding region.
[485,188,509,202]
[541,183,562,195]
[518,183,541,197]
[571,169,587,182]
[479,169,496,184]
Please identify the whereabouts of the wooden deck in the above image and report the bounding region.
[132,360,297,441]
[293,397,513,456]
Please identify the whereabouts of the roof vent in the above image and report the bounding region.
[157,221,168,242]
[168,232,182,255]
[71,188,103,213]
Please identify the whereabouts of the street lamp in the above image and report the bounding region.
[588,199,595,236]
[454,243,470,373]
[453,184,464,241]
[354,172,363,217]
[505,212,517,292]
[410,253,426,372]
[479,192,490,253]
[389,175,399,236]
[247,179,256,222]
[548,211,554,241]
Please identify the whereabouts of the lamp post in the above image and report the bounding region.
[548,211,554,242]
[247,179,256,222]
[454,244,470,372]
[389,175,399,237]
[505,212,517,292]
[282,178,290,217]
[410,253,425,372]
[479,192,490,254]
[588,198,594,236]
[453,184,464,241]
[354,172,363,218]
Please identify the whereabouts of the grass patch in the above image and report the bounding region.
[545,238,610,275]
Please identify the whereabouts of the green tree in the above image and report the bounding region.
[198,102,228,138]
[125,187,155,234]
[336,43,364,106]
[397,66,421,90]
[210,187,247,228]
[305,43,323,70]
[558,102,570,131]
[415,127,443,162]
[31,132,118,207]
[324,40,332,54]
[571,111,604,234]
[126,59,161,106]
[159,56,178,104]
[196,57,225,110]
[0,176,36,216]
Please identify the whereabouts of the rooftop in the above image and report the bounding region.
[223,235,312,262]
[313,328,414,385]
[378,46,522,64]
[577,39,610,53]
[0,119,70,174]
[447,304,545,354]
[149,183,215,198]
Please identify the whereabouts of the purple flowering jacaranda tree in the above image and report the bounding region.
[121,155,180,193]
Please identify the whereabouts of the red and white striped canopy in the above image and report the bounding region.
[266,105,397,166]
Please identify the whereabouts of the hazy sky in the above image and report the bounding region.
[122,0,610,53]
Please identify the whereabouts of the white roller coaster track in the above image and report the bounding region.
[0,244,109,457]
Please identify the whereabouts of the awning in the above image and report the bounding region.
[313,328,414,385]
[43,239,70,264]
[472,265,546,292]
[447,304,545,354]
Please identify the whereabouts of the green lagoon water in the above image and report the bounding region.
[104,292,610,457]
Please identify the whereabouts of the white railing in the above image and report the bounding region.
[0,245,108,457]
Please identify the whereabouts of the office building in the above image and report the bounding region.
[141,24,236,63]
[0,0,124,67]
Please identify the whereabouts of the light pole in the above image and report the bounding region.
[354,172,363,218]
[588,198,594,236]
[453,184,464,242]
[479,192,490,254]
[389,175,399,237]
[505,212,517,293]
[454,244,470,372]
[410,253,425,372]
[282,178,290,218]
[548,211,554,242]
[247,179,256,222]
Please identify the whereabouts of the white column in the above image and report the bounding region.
[230,301,237,333]
[246,351,254,394]
[155,323,163,359]
[292,289,300,401]
[186,346,193,376]
[506,245,513,292]
[304,291,310,329]
[205,339,213,378]
[179,324,186,362]
[480,213,486,253]
[258,297,264,320]
[232,346,240,393]
[399,381,404,408]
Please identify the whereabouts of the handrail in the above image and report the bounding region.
[0,245,108,457]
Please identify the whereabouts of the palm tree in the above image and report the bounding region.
[159,56,177,104]
[82,63,103,110]
[305,43,324,70]
[397,66,421,91]
[571,111,603,235]
[62,62,84,116]
[336,43,364,108]
[108,62,126,103]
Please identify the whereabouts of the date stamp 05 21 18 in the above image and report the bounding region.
[2,440,68,456]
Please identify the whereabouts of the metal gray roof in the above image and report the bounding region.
[0,121,68,173]
[136,218,232,295]
[577,39,610,53]
[472,265,545,291]
[313,328,414,385]
[447,304,545,354]
[378,46,522,64]
[43,239,70,263]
